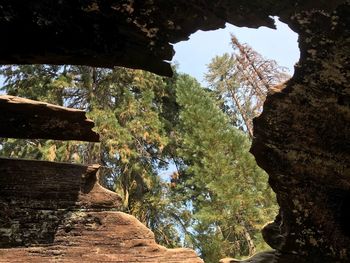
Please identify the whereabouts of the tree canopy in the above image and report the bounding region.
[205,35,290,138]
[0,35,286,262]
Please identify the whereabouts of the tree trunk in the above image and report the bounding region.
[226,83,254,138]
[242,226,256,256]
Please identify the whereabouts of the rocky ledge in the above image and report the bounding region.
[0,158,202,262]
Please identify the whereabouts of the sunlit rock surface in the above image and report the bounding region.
[0,158,202,262]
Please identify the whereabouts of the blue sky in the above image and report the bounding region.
[172,17,299,85]
[157,18,300,181]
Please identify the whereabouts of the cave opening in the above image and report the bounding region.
[161,18,300,260]
[1,2,349,262]
[0,16,301,262]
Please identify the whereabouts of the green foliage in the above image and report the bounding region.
[0,65,65,105]
[171,75,278,262]
[205,36,290,138]
[0,65,180,247]
[0,59,278,262]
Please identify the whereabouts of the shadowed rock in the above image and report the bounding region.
[0,95,99,142]
[251,2,350,262]
[0,1,343,76]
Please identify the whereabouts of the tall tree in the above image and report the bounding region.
[0,65,181,247]
[0,62,278,260]
[205,35,290,138]
[171,75,278,262]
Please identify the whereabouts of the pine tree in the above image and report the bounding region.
[205,35,290,138]
[0,63,279,260]
[0,65,181,247]
[172,74,278,262]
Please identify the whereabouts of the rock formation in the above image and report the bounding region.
[251,2,350,261]
[0,1,344,76]
[0,158,202,262]
[0,0,349,262]
[0,95,99,141]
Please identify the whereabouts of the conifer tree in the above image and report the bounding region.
[172,74,277,262]
[0,61,278,260]
[205,35,290,138]
[0,65,182,247]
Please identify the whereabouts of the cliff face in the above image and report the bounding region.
[0,1,349,262]
[251,2,350,262]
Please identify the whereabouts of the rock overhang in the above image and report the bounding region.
[0,1,349,262]
[0,1,344,76]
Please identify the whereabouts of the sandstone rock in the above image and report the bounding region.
[0,158,202,262]
[0,1,343,76]
[0,211,202,263]
[261,214,284,250]
[0,95,99,142]
[251,1,350,262]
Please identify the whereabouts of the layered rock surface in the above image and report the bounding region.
[0,158,202,262]
[0,95,99,142]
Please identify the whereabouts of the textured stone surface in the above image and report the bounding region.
[251,1,350,262]
[0,158,202,262]
[0,1,343,76]
[0,212,202,262]
[0,158,121,247]
[0,95,99,142]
